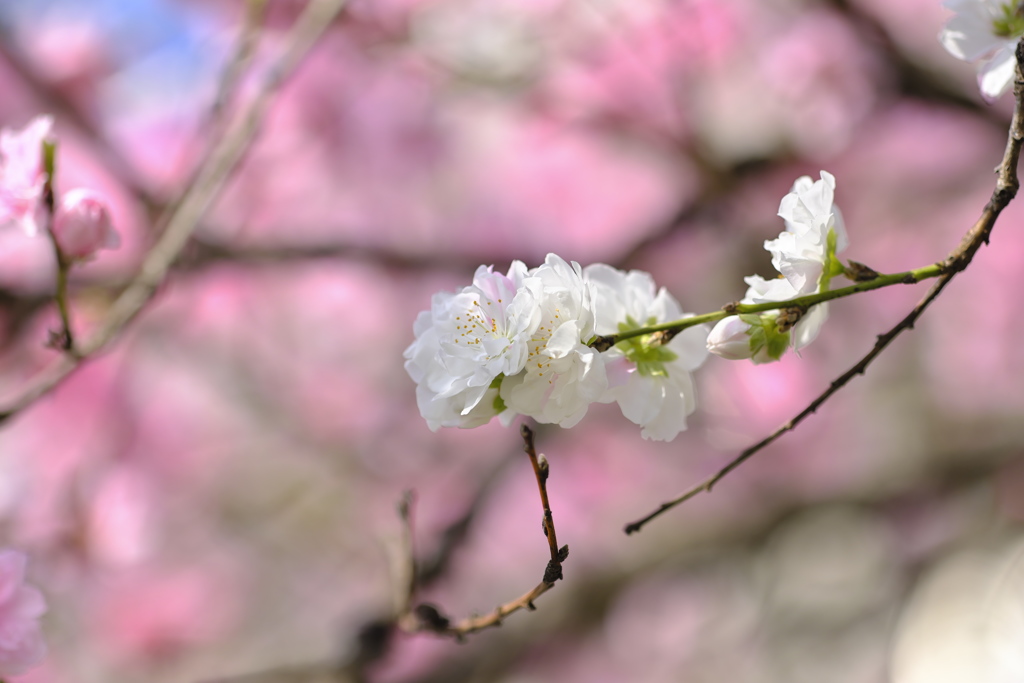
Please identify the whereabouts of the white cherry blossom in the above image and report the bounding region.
[940,0,1024,99]
[769,170,847,294]
[708,171,846,364]
[499,254,607,428]
[584,264,708,441]
[404,261,539,430]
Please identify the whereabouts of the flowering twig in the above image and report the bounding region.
[0,0,349,425]
[0,39,160,212]
[623,40,1024,535]
[591,262,949,351]
[400,424,568,639]
[207,0,268,131]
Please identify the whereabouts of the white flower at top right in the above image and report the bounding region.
[940,0,1024,100]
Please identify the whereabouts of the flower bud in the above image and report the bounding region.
[708,313,791,364]
[52,188,119,261]
[706,316,755,360]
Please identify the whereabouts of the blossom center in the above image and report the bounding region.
[449,293,512,362]
[614,315,678,377]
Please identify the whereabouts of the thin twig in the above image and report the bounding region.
[400,424,569,639]
[0,0,349,425]
[416,449,519,588]
[207,0,268,130]
[38,139,75,352]
[521,424,566,583]
[396,491,417,615]
[624,39,1024,535]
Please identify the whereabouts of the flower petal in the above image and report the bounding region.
[978,42,1018,99]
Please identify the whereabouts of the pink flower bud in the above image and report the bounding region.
[0,549,47,676]
[52,188,120,261]
[706,316,754,360]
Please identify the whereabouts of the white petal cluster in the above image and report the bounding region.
[499,254,607,428]
[707,171,847,363]
[404,261,539,430]
[939,0,1024,100]
[585,265,709,441]
[405,254,709,440]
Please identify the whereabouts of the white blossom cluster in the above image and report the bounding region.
[706,171,847,364]
[939,0,1024,100]
[404,254,709,441]
[405,172,848,441]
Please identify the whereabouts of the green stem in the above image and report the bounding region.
[595,262,946,347]
[42,138,75,351]
[53,259,74,350]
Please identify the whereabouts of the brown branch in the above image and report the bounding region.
[396,491,418,615]
[415,449,520,588]
[399,424,568,639]
[624,39,1024,535]
[207,0,269,131]
[0,0,350,426]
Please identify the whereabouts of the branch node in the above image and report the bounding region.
[413,603,451,632]
[543,558,564,584]
[846,260,881,282]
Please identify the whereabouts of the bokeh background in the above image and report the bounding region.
[1,0,1023,682]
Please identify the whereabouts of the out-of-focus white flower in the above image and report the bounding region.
[0,116,52,236]
[0,549,47,676]
[584,264,707,441]
[940,0,1024,99]
[52,189,120,261]
[499,254,607,428]
[404,261,539,430]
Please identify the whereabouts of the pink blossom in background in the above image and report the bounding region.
[0,229,54,293]
[0,0,1022,681]
[0,550,46,677]
[545,0,741,137]
[0,116,52,236]
[693,8,879,163]
[51,189,119,262]
[92,568,238,665]
[86,465,155,567]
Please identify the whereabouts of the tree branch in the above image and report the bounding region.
[0,0,350,425]
[399,424,568,639]
[623,39,1024,535]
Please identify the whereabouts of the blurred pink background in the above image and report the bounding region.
[1,0,1023,682]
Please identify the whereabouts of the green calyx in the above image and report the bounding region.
[490,375,506,412]
[818,227,846,293]
[740,313,790,362]
[614,315,678,377]
[993,2,1024,38]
